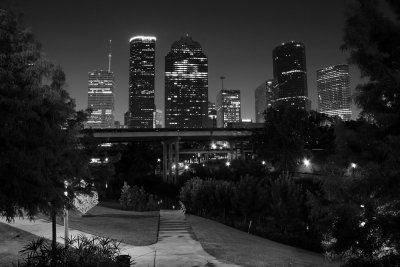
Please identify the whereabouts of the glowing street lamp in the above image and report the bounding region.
[63,180,69,247]
[226,161,231,167]
[261,160,266,165]
[351,162,357,169]
[184,165,189,170]
[303,158,310,167]
[211,143,217,149]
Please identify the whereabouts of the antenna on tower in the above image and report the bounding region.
[108,40,112,72]
[220,76,226,90]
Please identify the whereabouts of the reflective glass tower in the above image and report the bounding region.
[165,35,208,128]
[216,89,241,128]
[255,79,277,123]
[86,70,115,128]
[128,36,156,128]
[273,41,310,110]
[317,64,352,121]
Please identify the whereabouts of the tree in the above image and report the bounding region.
[0,8,88,264]
[342,0,400,131]
[255,106,335,172]
[307,1,400,264]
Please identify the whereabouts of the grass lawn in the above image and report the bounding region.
[0,222,39,266]
[187,215,340,267]
[37,203,159,246]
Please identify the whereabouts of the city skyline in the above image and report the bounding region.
[12,0,361,124]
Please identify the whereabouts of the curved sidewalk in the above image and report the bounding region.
[0,210,237,267]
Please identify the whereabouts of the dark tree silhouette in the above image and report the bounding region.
[0,9,89,264]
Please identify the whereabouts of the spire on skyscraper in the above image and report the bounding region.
[108,40,112,72]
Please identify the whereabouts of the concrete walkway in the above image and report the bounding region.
[0,210,237,267]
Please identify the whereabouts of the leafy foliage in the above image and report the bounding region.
[180,175,320,251]
[255,107,335,172]
[306,1,400,264]
[0,8,89,221]
[14,235,130,267]
[119,183,159,211]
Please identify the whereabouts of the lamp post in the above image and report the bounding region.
[351,162,357,177]
[64,180,69,247]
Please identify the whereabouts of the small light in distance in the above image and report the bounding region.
[226,161,231,167]
[157,158,161,162]
[184,165,189,170]
[211,143,217,149]
[262,161,266,165]
[303,158,310,167]
[351,162,357,169]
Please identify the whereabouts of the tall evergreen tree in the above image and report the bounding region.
[308,1,400,265]
[0,8,88,263]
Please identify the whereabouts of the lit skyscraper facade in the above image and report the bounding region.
[216,89,241,128]
[153,109,163,128]
[317,64,352,121]
[127,36,156,128]
[165,35,208,128]
[255,79,277,123]
[273,41,310,110]
[208,101,217,128]
[86,70,115,128]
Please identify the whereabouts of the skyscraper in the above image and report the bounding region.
[317,64,352,121]
[153,109,163,128]
[127,36,156,128]
[255,79,277,123]
[273,41,310,110]
[165,35,208,128]
[208,101,217,128]
[216,89,241,128]
[86,41,115,129]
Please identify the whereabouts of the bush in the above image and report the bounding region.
[14,235,131,267]
[179,175,320,252]
[119,183,159,211]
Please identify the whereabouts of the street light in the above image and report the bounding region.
[303,158,310,167]
[226,161,231,167]
[184,165,189,170]
[211,143,217,149]
[261,160,266,165]
[64,180,69,247]
[351,162,357,169]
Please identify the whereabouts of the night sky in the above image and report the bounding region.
[11,0,360,123]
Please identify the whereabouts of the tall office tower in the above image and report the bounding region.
[255,79,277,123]
[317,64,352,121]
[86,71,115,128]
[86,41,115,129]
[273,41,310,111]
[216,89,241,128]
[153,109,163,128]
[208,101,217,128]
[165,35,208,128]
[128,36,156,128]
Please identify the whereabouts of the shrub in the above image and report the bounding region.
[14,235,131,267]
[119,183,159,211]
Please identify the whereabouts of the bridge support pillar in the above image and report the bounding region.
[229,141,234,160]
[168,143,173,183]
[162,142,167,183]
[174,139,179,184]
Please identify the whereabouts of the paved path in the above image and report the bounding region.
[155,210,237,266]
[0,210,237,267]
